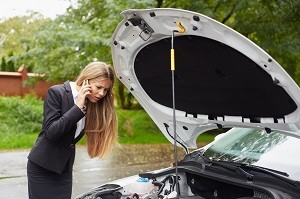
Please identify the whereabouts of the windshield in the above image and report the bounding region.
[203,128,300,180]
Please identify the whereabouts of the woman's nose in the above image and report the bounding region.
[98,89,105,96]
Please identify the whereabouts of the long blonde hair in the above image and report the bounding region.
[75,61,118,158]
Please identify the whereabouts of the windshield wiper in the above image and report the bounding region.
[208,159,254,181]
[182,153,300,188]
[240,164,300,188]
[181,152,254,180]
[207,157,300,188]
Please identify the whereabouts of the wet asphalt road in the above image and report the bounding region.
[0,144,187,199]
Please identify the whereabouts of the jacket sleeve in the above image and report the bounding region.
[42,85,85,141]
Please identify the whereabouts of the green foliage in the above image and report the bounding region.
[0,13,49,70]
[0,52,16,72]
[0,133,38,150]
[117,108,167,143]
[13,0,158,108]
[1,56,7,71]
[15,0,156,83]
[6,51,15,71]
[18,20,109,82]
[0,95,43,135]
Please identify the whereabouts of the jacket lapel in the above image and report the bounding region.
[65,81,86,142]
[64,81,74,110]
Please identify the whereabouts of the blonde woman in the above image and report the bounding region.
[27,61,118,199]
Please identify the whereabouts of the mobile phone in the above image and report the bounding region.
[83,80,89,86]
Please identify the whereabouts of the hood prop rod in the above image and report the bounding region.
[170,22,185,199]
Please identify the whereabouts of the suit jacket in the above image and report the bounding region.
[28,81,85,174]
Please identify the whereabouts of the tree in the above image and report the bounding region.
[6,51,15,72]
[230,0,300,84]
[0,56,7,71]
[0,12,50,71]
[17,0,155,108]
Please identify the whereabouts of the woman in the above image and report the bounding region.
[27,61,118,199]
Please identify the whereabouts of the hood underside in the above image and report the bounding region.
[111,8,300,150]
[134,35,296,118]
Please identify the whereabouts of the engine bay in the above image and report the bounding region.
[76,167,276,199]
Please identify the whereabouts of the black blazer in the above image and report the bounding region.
[28,81,85,174]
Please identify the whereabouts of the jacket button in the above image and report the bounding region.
[70,144,74,148]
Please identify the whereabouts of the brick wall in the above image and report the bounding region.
[0,66,59,99]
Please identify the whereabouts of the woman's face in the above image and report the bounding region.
[87,78,112,103]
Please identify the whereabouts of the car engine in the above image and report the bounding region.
[76,167,280,199]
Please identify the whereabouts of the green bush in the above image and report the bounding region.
[117,109,169,144]
[0,95,43,134]
[0,95,43,149]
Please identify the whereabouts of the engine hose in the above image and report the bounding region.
[156,175,179,195]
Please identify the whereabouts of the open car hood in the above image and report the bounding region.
[111,8,300,150]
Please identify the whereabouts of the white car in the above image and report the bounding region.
[77,8,300,199]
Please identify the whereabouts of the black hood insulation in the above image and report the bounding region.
[134,35,297,120]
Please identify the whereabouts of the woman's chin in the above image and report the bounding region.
[87,97,100,103]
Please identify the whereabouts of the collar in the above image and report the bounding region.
[69,81,79,98]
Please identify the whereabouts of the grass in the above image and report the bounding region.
[0,133,38,150]
[0,95,215,150]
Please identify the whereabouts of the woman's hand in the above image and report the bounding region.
[76,80,91,109]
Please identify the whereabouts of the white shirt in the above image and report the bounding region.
[70,81,85,139]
